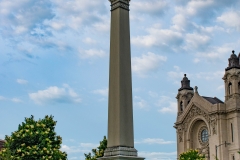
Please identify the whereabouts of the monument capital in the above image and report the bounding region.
[109,0,130,11]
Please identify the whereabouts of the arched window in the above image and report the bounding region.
[229,82,232,95]
[180,101,183,111]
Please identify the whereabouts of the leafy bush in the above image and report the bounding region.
[179,149,205,160]
[0,115,67,160]
[84,136,107,160]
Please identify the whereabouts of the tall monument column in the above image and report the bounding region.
[99,0,144,159]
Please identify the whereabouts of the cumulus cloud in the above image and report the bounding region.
[217,11,240,30]
[135,138,175,145]
[158,102,177,114]
[168,71,186,82]
[61,143,98,154]
[92,88,108,96]
[131,0,168,16]
[48,0,107,31]
[195,71,224,80]
[0,96,6,101]
[195,46,232,62]
[83,38,96,44]
[29,84,81,105]
[217,85,224,90]
[79,49,107,59]
[0,0,54,37]
[134,96,149,109]
[16,79,28,84]
[185,33,211,50]
[138,151,177,160]
[175,0,238,23]
[132,52,167,77]
[11,98,23,103]
[132,25,183,48]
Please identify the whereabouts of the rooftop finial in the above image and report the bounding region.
[184,74,186,77]
[232,50,235,54]
[194,86,198,93]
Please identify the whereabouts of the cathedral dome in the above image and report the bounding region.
[178,74,193,91]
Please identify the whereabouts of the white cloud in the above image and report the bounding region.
[158,102,177,114]
[195,46,232,62]
[131,0,168,15]
[80,143,98,148]
[92,16,110,32]
[11,98,23,103]
[61,143,98,154]
[61,145,83,154]
[217,85,224,90]
[79,49,106,59]
[92,88,108,96]
[48,0,107,31]
[83,38,96,44]
[217,11,240,30]
[0,0,54,36]
[135,138,175,145]
[168,71,186,81]
[138,151,177,160]
[173,66,180,71]
[171,14,190,31]
[193,58,200,63]
[0,96,6,101]
[195,71,224,80]
[29,84,81,105]
[16,79,28,84]
[185,33,211,50]
[132,52,167,77]
[132,26,183,48]
[134,96,149,109]
[148,91,159,98]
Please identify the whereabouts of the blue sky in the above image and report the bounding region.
[0,0,240,159]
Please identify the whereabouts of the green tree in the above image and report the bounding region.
[84,136,107,160]
[0,115,67,160]
[179,149,205,160]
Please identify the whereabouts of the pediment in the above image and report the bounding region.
[176,93,213,124]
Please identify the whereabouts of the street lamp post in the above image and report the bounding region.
[215,141,230,160]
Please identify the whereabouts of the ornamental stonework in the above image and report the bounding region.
[177,106,217,135]
[181,106,210,132]
[109,0,130,11]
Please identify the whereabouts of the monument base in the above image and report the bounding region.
[98,155,145,160]
[98,146,144,160]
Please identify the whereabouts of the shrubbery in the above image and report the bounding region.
[179,149,205,160]
[0,115,67,160]
[84,136,107,160]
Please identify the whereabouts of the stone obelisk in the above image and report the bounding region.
[99,0,144,159]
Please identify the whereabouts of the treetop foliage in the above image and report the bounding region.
[0,115,67,160]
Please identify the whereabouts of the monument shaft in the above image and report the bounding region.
[108,0,133,148]
[99,0,144,159]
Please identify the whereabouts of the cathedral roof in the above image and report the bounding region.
[178,74,193,91]
[202,96,223,104]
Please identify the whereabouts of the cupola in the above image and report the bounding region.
[178,74,193,91]
[226,50,240,71]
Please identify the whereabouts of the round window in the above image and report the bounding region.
[201,129,208,143]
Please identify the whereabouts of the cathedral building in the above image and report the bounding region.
[174,51,240,160]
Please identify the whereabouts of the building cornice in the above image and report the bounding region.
[109,0,130,11]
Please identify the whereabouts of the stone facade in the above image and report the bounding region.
[174,51,240,160]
